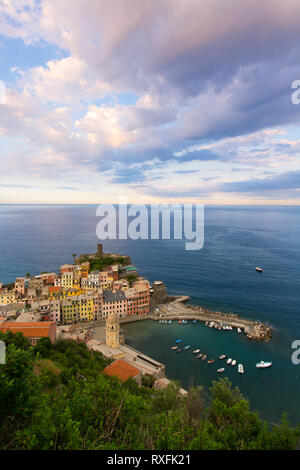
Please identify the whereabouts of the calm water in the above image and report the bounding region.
[0,204,300,423]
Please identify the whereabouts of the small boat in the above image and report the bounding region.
[175,339,182,343]
[238,364,244,374]
[256,361,272,368]
[168,320,172,324]
[217,368,225,373]
[256,267,263,273]
[197,353,203,358]
[192,319,197,324]
[171,346,178,350]
[176,348,182,353]
[237,328,242,333]
[219,354,227,360]
[193,349,200,354]
[178,320,182,324]
[227,358,232,364]
[184,345,190,350]
[231,359,237,366]
[207,359,214,364]
[202,355,207,361]
[205,321,208,326]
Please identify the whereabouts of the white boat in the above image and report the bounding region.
[256,267,263,273]
[238,364,244,374]
[237,328,242,333]
[217,368,225,373]
[256,361,272,368]
[227,358,232,364]
[231,359,237,366]
[219,354,227,360]
[193,349,200,354]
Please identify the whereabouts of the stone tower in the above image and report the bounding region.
[106,312,120,349]
[97,244,103,257]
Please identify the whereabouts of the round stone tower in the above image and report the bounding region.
[106,312,120,349]
[97,244,103,257]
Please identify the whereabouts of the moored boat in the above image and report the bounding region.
[237,328,242,333]
[207,359,214,364]
[171,346,178,350]
[197,353,203,358]
[256,267,263,273]
[193,349,200,354]
[175,339,182,343]
[227,358,232,364]
[176,348,182,353]
[184,345,190,350]
[219,354,227,360]
[256,361,272,368]
[231,359,237,366]
[238,364,244,374]
[202,355,207,361]
[217,368,225,373]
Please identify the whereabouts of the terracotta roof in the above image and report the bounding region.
[0,321,55,338]
[103,359,140,382]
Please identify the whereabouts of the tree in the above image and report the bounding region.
[35,337,52,358]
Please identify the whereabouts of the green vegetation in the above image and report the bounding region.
[3,282,15,291]
[127,274,139,286]
[78,255,129,273]
[0,331,299,450]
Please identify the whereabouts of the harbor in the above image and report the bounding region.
[121,318,294,425]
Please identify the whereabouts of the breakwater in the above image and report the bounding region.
[153,301,273,342]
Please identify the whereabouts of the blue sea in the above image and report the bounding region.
[0,204,300,424]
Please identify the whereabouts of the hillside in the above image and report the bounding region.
[0,331,299,450]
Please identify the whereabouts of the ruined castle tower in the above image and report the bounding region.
[106,312,120,349]
[97,244,103,256]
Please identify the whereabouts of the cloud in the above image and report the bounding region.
[221,170,300,193]
[1,0,300,202]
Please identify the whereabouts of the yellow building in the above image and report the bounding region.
[61,298,79,323]
[62,271,74,289]
[61,287,82,299]
[61,294,94,323]
[0,291,16,305]
[79,295,94,322]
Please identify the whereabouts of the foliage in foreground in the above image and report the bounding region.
[0,331,299,450]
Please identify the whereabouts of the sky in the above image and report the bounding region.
[0,0,300,205]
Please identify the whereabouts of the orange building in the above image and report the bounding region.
[80,262,90,278]
[0,321,57,346]
[49,286,62,299]
[103,358,142,384]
